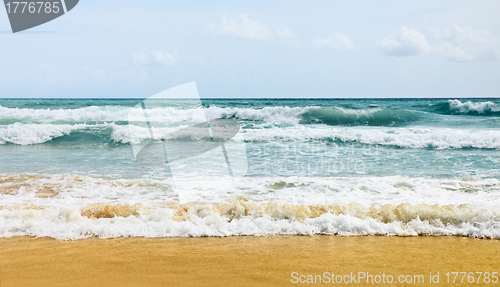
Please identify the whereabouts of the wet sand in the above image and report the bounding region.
[1,236,499,286]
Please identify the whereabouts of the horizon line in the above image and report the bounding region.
[0,97,499,100]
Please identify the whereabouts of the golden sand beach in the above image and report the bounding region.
[1,236,499,286]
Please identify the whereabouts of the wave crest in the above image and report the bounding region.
[436,100,500,116]
[300,108,422,126]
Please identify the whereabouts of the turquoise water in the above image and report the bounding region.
[1,98,500,239]
[1,98,499,178]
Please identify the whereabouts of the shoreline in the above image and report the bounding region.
[2,235,499,286]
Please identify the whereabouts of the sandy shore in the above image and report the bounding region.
[1,236,499,286]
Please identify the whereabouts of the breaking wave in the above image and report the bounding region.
[1,201,499,239]
[299,108,422,126]
[1,173,499,239]
[1,122,499,149]
[433,100,500,116]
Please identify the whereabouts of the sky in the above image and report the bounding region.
[1,0,500,98]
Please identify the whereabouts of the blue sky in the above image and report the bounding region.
[1,0,500,98]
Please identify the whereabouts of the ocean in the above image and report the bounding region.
[1,98,499,239]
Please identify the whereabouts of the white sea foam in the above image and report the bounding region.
[116,124,500,149]
[1,174,500,239]
[2,174,499,206]
[240,125,500,149]
[1,121,499,149]
[0,105,131,122]
[0,105,309,123]
[0,123,90,145]
[205,105,307,123]
[1,202,499,239]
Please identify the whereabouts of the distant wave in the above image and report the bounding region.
[1,123,499,149]
[0,105,131,122]
[1,104,424,131]
[0,123,90,145]
[0,105,307,125]
[432,99,500,116]
[299,108,422,126]
[2,100,499,128]
[205,106,425,126]
[241,126,500,149]
[1,100,499,146]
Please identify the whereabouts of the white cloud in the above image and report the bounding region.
[433,25,500,62]
[377,25,500,62]
[207,14,294,40]
[376,27,431,56]
[312,32,355,50]
[131,50,177,66]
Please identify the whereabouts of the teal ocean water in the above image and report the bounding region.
[1,98,500,239]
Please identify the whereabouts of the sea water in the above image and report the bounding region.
[1,98,499,239]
